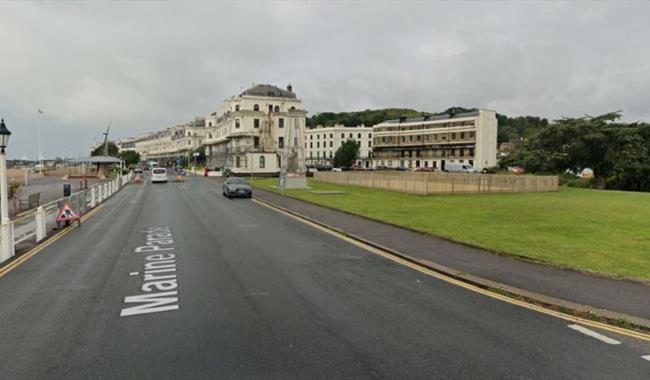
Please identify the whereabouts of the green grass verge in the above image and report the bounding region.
[253,178,650,281]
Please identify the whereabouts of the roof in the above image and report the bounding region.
[72,156,123,164]
[240,84,296,99]
[383,111,481,124]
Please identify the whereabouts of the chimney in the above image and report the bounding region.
[287,83,293,92]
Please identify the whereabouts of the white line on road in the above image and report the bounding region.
[568,324,621,345]
[642,355,650,362]
[129,272,139,276]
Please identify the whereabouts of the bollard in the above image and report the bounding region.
[36,206,46,242]
[90,187,96,208]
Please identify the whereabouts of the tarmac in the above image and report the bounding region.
[251,186,650,326]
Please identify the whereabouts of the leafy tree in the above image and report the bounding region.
[118,150,141,167]
[333,140,360,168]
[91,141,119,157]
[501,112,631,189]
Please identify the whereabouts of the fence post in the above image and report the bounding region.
[90,187,96,208]
[36,206,46,242]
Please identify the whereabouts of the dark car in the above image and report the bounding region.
[222,177,252,198]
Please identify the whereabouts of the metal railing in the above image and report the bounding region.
[1,172,132,265]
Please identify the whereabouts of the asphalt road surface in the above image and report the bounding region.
[0,175,649,379]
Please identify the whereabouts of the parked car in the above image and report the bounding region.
[415,167,436,172]
[133,167,143,174]
[444,163,478,173]
[151,168,168,183]
[332,167,343,172]
[395,166,411,171]
[223,177,252,198]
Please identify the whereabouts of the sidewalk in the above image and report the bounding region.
[252,187,650,326]
[11,177,107,216]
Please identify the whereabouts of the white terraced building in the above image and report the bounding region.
[304,125,373,168]
[371,109,497,171]
[118,118,207,164]
[203,84,307,175]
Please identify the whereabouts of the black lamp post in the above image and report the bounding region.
[0,118,13,263]
[0,119,11,154]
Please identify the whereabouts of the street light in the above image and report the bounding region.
[0,118,14,263]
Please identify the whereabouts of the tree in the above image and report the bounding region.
[91,141,119,157]
[501,112,630,189]
[333,140,360,168]
[118,150,141,167]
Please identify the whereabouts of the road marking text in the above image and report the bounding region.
[120,226,180,317]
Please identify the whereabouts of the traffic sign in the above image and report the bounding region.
[56,201,80,222]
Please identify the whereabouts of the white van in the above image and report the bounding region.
[151,168,168,183]
[445,163,478,173]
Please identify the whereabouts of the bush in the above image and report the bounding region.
[559,173,593,188]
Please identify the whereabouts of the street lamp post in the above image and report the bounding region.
[0,118,14,263]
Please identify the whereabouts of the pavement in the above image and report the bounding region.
[1,175,649,379]
[251,185,650,325]
[11,176,108,215]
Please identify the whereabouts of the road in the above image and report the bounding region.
[0,175,649,379]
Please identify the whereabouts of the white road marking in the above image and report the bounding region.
[129,272,139,276]
[642,355,650,362]
[568,324,621,345]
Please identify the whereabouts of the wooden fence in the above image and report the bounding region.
[313,171,558,195]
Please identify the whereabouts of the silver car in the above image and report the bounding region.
[222,177,252,198]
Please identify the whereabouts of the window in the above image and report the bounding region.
[330,133,333,138]
[208,122,212,127]
[310,135,313,140]
[329,141,333,147]
[322,133,326,139]
[268,105,273,113]
[369,133,372,138]
[469,148,474,156]
[310,142,313,148]
[254,119,260,128]
[401,136,405,142]
[235,156,241,168]
[235,119,240,128]
[279,118,284,128]
[451,133,456,139]
[278,137,284,148]
[317,142,320,148]
[208,133,212,139]
[253,136,259,148]
[349,133,353,138]
[253,104,259,111]
[460,132,465,139]
[368,141,371,147]
[358,133,361,139]
[274,105,280,113]
[235,105,240,111]
[341,133,344,139]
[329,151,333,158]
[259,156,265,168]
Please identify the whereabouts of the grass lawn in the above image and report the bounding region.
[253,178,650,281]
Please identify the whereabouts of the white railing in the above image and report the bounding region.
[1,172,132,265]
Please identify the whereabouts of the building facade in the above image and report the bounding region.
[203,84,307,175]
[129,118,206,164]
[304,124,373,168]
[371,109,497,170]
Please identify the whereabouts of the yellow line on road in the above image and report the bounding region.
[0,205,104,279]
[253,199,650,343]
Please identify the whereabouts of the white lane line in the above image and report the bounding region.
[568,324,621,345]
[642,355,650,362]
[129,272,139,276]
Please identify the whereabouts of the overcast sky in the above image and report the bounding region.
[1,1,649,159]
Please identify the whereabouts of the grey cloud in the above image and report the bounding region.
[0,1,648,158]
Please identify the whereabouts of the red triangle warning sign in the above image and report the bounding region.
[56,201,80,222]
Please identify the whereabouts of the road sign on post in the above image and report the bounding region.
[56,201,80,225]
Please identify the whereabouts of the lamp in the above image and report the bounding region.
[0,118,11,152]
